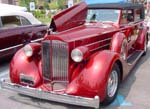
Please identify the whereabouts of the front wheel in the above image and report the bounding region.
[101,63,120,106]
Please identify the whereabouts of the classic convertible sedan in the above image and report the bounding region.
[0,2,149,109]
[0,11,48,60]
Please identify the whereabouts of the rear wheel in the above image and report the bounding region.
[101,63,120,106]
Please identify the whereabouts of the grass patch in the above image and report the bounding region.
[37,17,51,25]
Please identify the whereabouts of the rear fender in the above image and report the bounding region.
[10,43,43,87]
[66,50,120,101]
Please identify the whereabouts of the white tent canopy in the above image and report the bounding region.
[0,3,27,12]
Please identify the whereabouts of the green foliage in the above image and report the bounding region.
[33,9,45,18]
[44,2,50,9]
[18,0,51,24]
[37,17,51,24]
[49,0,65,10]
[18,0,37,11]
[57,0,65,10]
[19,0,66,10]
[49,0,58,10]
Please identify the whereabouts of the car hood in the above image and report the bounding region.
[45,23,118,42]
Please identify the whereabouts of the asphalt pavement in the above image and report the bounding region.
[0,42,150,109]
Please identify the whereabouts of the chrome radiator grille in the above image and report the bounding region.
[42,40,69,81]
[42,40,51,79]
[52,40,69,81]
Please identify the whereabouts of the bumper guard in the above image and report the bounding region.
[0,79,100,109]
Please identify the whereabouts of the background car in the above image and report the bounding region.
[0,11,48,60]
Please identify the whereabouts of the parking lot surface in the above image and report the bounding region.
[0,42,150,109]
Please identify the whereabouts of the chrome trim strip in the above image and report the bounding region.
[0,44,23,52]
[85,38,112,47]
[31,38,43,43]
[90,44,110,52]
[0,79,100,109]
[0,38,43,52]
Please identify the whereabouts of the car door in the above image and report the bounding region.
[127,8,144,54]
[19,16,47,43]
[133,8,145,45]
[30,24,48,43]
[125,10,135,53]
[120,10,134,55]
[121,9,137,55]
[0,15,24,58]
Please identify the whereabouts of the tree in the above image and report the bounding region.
[57,0,65,9]
[44,1,50,9]
[49,0,65,10]
[18,0,37,11]
[49,0,58,10]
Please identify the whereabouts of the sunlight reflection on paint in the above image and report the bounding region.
[110,93,133,106]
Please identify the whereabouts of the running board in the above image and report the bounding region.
[127,51,144,65]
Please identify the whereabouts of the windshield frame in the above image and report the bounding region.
[86,8,121,24]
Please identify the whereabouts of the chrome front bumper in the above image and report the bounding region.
[0,79,100,109]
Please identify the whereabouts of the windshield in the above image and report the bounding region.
[86,9,120,23]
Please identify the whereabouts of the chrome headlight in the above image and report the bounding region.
[71,48,83,62]
[23,45,33,57]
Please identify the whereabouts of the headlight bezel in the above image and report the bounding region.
[23,44,33,57]
[71,46,89,63]
[71,48,83,62]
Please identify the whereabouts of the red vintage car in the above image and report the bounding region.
[0,2,149,109]
[0,11,48,60]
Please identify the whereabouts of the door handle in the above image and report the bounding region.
[22,31,32,34]
[22,32,33,37]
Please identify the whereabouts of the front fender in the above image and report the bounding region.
[110,32,127,53]
[10,44,43,87]
[66,50,120,101]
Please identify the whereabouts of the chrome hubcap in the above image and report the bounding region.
[107,70,118,98]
